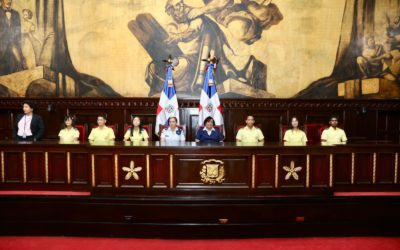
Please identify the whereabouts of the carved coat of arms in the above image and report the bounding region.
[200,159,225,184]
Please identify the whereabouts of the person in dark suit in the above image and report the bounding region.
[195,116,222,143]
[0,0,25,75]
[13,101,45,141]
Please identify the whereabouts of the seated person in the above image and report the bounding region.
[236,115,264,143]
[58,115,79,142]
[195,116,223,143]
[13,101,45,141]
[88,114,115,142]
[357,36,391,78]
[321,116,347,144]
[160,116,185,142]
[283,116,307,145]
[124,116,149,142]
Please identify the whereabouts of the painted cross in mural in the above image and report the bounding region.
[128,0,283,98]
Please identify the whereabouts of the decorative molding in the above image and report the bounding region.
[395,153,398,184]
[45,152,49,183]
[306,154,310,188]
[329,154,333,187]
[169,155,173,188]
[114,154,119,187]
[200,159,225,184]
[23,152,27,183]
[1,151,4,183]
[91,154,95,187]
[251,155,256,189]
[146,154,150,188]
[67,152,71,184]
[1,98,399,110]
[275,155,279,188]
[373,153,376,184]
[351,153,355,184]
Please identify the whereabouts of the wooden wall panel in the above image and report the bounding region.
[118,154,147,188]
[70,152,90,185]
[3,152,23,183]
[255,154,276,189]
[0,98,398,143]
[48,152,67,184]
[26,152,45,184]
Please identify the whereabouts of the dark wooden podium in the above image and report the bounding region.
[0,141,399,237]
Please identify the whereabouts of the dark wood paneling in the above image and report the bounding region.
[309,154,330,188]
[70,152,90,185]
[4,151,23,183]
[150,154,170,188]
[118,154,146,188]
[278,154,307,188]
[255,154,276,188]
[333,153,352,185]
[354,153,373,184]
[0,98,399,143]
[376,153,397,184]
[48,152,67,184]
[94,154,114,188]
[174,155,251,189]
[26,152,45,184]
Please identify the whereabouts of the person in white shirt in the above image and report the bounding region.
[160,116,185,142]
[58,115,80,142]
[13,101,44,141]
[321,116,347,144]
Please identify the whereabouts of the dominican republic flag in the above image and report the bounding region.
[198,63,224,133]
[155,64,179,135]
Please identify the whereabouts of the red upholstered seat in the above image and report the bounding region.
[280,125,289,142]
[75,124,87,142]
[304,123,326,144]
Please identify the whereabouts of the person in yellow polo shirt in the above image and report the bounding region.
[123,116,149,142]
[58,115,79,142]
[88,114,115,142]
[321,116,347,144]
[236,115,264,143]
[283,116,307,145]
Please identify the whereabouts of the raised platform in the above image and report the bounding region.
[0,141,399,237]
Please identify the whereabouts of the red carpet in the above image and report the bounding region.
[0,191,91,196]
[0,237,399,250]
[334,192,400,196]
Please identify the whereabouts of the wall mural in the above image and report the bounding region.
[0,0,398,99]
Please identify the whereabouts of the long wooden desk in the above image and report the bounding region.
[0,141,400,237]
[0,141,398,194]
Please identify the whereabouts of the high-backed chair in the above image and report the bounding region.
[124,124,153,141]
[75,124,88,142]
[304,123,325,144]
[280,125,289,142]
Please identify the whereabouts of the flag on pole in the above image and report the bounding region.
[198,61,224,134]
[155,62,179,135]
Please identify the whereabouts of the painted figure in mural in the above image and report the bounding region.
[0,0,26,75]
[356,36,390,78]
[129,0,282,97]
[21,8,42,69]
[187,0,283,45]
[386,15,400,50]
